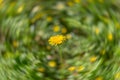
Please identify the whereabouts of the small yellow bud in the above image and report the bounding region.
[77,66,84,72]
[67,1,74,7]
[38,67,45,72]
[108,33,113,41]
[13,41,19,48]
[53,25,60,32]
[47,16,52,22]
[115,72,120,79]
[0,0,3,4]
[61,27,67,34]
[90,56,97,62]
[95,76,103,80]
[95,27,99,35]
[48,61,56,67]
[17,5,24,13]
[68,66,76,72]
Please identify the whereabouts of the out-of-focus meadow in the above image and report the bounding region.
[0,0,120,80]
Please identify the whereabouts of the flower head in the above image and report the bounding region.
[47,16,52,22]
[61,27,67,34]
[95,76,103,80]
[38,67,45,72]
[108,33,113,41]
[48,61,56,67]
[13,41,19,48]
[95,27,99,35]
[53,25,60,32]
[68,66,76,72]
[48,35,66,46]
[115,72,120,79]
[0,0,3,5]
[17,5,24,13]
[90,56,97,63]
[77,65,84,72]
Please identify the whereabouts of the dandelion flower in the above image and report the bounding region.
[115,72,120,79]
[38,67,45,72]
[61,27,67,34]
[108,33,113,41]
[67,1,74,7]
[53,25,60,32]
[47,16,52,22]
[95,27,99,35]
[77,66,84,72]
[48,35,66,46]
[95,76,103,80]
[48,61,56,67]
[17,5,24,13]
[90,56,97,63]
[13,41,19,48]
[68,66,76,72]
[0,0,3,4]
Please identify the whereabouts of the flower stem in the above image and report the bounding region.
[57,46,63,64]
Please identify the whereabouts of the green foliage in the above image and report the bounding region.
[0,0,120,80]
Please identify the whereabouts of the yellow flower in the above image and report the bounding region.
[13,41,19,48]
[74,0,81,3]
[0,0,3,4]
[90,56,97,62]
[95,76,103,80]
[48,61,56,67]
[67,1,74,7]
[77,66,84,72]
[17,5,24,13]
[48,35,66,46]
[53,25,60,32]
[115,72,120,79]
[108,33,113,41]
[38,67,45,72]
[66,34,72,39]
[47,16,52,22]
[68,66,76,72]
[61,27,67,34]
[0,0,4,9]
[95,27,99,35]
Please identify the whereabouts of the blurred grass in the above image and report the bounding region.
[0,0,120,80]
